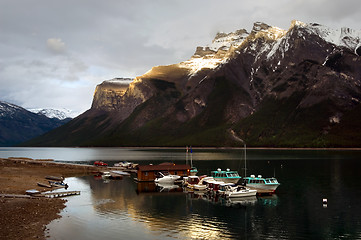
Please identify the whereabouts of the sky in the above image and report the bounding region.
[1,0,361,115]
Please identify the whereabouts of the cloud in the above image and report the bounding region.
[46,38,66,54]
[1,0,361,114]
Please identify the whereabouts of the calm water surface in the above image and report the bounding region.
[1,148,361,239]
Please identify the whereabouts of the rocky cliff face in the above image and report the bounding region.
[27,20,361,147]
[92,78,132,111]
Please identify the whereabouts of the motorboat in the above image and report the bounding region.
[225,185,257,198]
[218,183,235,196]
[154,172,181,184]
[238,143,280,194]
[242,175,280,194]
[183,175,207,191]
[211,168,241,184]
[200,177,224,194]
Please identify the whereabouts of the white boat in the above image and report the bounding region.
[242,175,280,194]
[225,185,257,198]
[183,176,207,191]
[154,172,181,184]
[210,168,241,183]
[200,176,224,194]
[240,142,280,194]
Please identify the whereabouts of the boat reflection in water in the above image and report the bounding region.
[136,181,184,194]
[187,190,258,208]
[258,194,279,207]
[155,182,182,192]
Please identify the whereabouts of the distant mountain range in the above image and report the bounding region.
[25,20,361,147]
[28,108,78,120]
[0,101,72,146]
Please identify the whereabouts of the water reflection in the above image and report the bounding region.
[40,149,361,239]
[155,183,182,192]
[258,195,279,206]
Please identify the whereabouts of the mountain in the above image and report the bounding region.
[25,20,361,147]
[28,108,77,120]
[0,101,71,146]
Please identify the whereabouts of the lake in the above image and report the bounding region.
[1,147,361,239]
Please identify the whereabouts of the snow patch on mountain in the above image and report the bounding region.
[0,101,24,117]
[287,20,361,51]
[103,77,133,84]
[208,30,249,51]
[28,108,78,119]
[180,57,226,75]
[178,20,361,79]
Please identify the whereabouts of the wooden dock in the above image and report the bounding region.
[38,191,80,198]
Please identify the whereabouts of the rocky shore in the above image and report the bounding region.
[0,157,97,239]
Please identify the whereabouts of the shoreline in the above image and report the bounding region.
[2,146,361,151]
[0,157,97,240]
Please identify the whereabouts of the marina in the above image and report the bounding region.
[1,147,361,239]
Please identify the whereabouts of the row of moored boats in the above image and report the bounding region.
[155,168,280,198]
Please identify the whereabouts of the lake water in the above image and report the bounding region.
[1,147,361,239]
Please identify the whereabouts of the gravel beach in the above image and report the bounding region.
[0,158,96,239]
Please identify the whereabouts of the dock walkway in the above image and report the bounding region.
[38,191,80,198]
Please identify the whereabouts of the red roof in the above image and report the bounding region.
[137,163,190,171]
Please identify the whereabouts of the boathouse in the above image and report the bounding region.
[136,162,191,182]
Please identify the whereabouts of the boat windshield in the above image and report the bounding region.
[188,177,199,184]
[226,172,239,177]
[265,178,278,183]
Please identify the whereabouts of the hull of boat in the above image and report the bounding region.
[246,183,280,192]
[186,184,207,191]
[155,175,180,184]
[214,177,241,184]
[228,189,257,198]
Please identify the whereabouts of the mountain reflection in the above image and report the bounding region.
[84,176,283,239]
[49,151,361,240]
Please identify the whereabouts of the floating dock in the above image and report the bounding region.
[39,191,80,198]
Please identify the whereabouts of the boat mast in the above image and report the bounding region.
[244,143,247,177]
[186,146,188,166]
[190,146,193,168]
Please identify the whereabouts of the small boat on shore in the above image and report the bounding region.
[48,180,69,189]
[211,168,241,184]
[114,161,138,169]
[45,176,64,182]
[37,182,52,188]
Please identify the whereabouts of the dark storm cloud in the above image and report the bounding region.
[1,0,360,113]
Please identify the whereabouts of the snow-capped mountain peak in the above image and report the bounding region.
[0,101,24,117]
[28,108,78,120]
[289,21,361,51]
